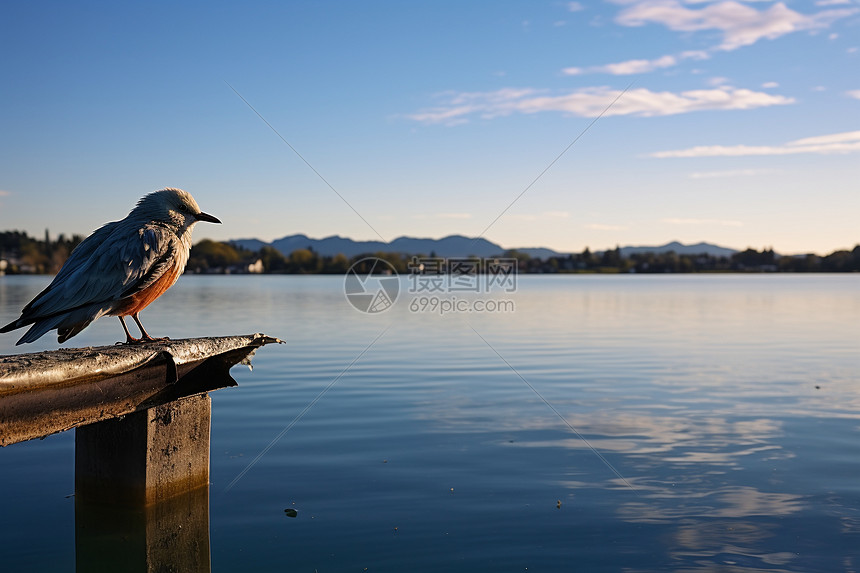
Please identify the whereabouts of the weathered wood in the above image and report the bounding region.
[76,393,212,506]
[0,333,282,446]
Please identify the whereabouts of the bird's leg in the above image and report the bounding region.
[131,313,169,343]
[118,316,141,344]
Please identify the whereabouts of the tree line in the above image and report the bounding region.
[186,241,860,274]
[2,230,859,275]
[0,230,85,274]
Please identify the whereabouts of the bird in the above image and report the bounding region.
[1,188,221,345]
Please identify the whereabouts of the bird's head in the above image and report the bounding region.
[134,188,221,231]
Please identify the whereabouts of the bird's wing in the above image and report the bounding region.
[15,221,120,317]
[19,223,180,322]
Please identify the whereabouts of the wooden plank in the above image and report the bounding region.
[0,333,282,446]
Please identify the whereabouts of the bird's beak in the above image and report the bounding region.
[196,211,221,224]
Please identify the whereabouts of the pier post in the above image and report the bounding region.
[75,393,212,505]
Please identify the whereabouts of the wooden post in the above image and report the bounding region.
[75,393,212,506]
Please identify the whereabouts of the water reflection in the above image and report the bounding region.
[75,485,210,573]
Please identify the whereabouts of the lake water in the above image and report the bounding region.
[1,273,859,572]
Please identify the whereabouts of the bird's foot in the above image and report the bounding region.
[140,335,170,343]
[118,335,170,345]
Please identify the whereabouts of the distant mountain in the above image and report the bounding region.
[516,247,566,259]
[230,238,269,252]
[229,235,738,260]
[231,234,509,258]
[618,241,737,258]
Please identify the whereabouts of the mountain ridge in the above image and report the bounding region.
[229,235,739,259]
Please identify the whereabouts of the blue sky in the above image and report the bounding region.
[1,0,858,255]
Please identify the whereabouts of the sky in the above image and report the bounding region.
[0,0,858,255]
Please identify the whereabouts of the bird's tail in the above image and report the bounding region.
[6,312,95,345]
[1,316,33,335]
[15,316,66,345]
[4,305,105,345]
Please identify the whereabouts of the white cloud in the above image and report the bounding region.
[409,86,793,125]
[662,218,743,227]
[816,0,852,5]
[680,50,711,61]
[564,55,678,75]
[568,2,585,12]
[0,190,10,197]
[761,81,779,88]
[562,67,585,76]
[847,90,860,100]
[563,50,708,76]
[652,130,860,158]
[689,168,772,178]
[707,76,732,87]
[791,131,860,146]
[616,0,857,51]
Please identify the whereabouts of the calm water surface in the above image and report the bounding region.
[1,274,859,571]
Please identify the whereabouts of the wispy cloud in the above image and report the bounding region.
[652,130,860,158]
[0,190,10,197]
[563,50,708,76]
[662,218,743,227]
[707,76,732,87]
[568,2,585,12]
[847,90,860,100]
[616,0,857,51]
[409,85,793,125]
[565,55,678,76]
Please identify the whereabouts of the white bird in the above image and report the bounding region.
[1,188,220,345]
